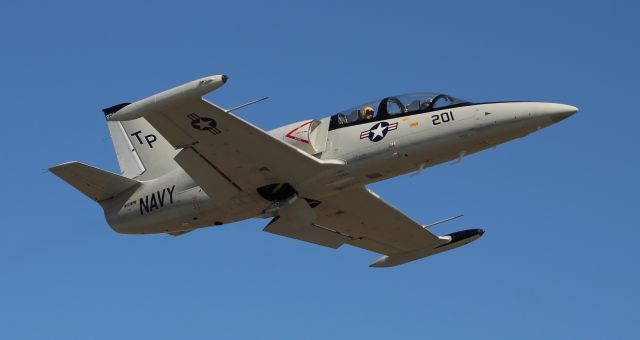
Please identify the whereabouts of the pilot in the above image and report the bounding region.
[360,106,375,120]
[420,98,433,110]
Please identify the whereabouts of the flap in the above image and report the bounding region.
[263,199,350,249]
[174,147,241,202]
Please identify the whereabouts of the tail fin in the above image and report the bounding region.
[103,103,179,180]
[50,162,141,202]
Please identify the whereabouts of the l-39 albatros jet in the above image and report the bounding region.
[51,75,577,267]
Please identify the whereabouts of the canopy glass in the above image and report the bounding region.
[330,92,470,127]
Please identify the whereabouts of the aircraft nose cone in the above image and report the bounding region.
[549,104,578,123]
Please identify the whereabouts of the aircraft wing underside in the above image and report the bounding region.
[141,98,341,202]
[264,187,483,267]
[314,187,444,254]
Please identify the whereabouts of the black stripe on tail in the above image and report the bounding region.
[102,103,131,118]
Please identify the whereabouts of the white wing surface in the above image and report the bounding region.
[106,75,342,202]
[314,187,445,254]
[264,187,484,267]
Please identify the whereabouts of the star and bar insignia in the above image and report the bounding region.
[360,121,398,142]
[188,113,222,135]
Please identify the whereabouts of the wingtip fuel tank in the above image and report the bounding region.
[104,74,228,121]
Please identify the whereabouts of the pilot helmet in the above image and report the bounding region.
[361,106,375,119]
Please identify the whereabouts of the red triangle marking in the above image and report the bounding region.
[285,120,313,144]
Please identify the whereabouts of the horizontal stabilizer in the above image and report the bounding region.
[50,161,141,202]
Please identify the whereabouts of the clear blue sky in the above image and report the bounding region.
[1,0,638,339]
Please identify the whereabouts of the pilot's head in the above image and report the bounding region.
[361,106,375,120]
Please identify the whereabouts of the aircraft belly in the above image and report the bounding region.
[104,169,266,234]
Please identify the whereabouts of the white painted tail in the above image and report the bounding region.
[104,103,179,180]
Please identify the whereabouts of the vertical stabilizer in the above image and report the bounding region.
[104,103,179,180]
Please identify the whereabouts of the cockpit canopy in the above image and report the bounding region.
[330,92,470,128]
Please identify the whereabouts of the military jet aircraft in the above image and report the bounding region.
[50,75,577,267]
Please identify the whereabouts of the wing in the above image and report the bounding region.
[264,187,484,267]
[149,99,343,200]
[314,187,444,253]
[106,75,342,202]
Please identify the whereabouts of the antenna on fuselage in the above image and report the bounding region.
[225,97,269,113]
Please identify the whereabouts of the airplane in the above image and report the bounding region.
[50,75,577,267]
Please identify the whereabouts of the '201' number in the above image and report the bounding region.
[431,111,455,126]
